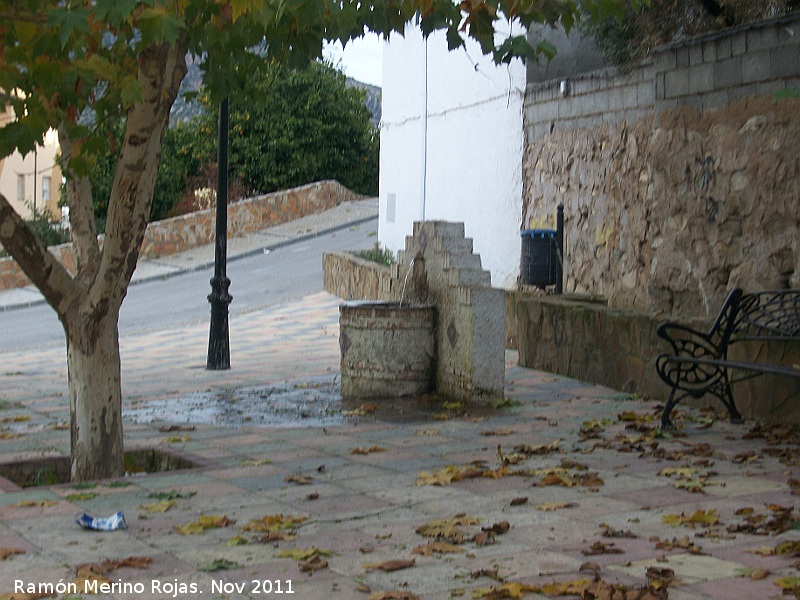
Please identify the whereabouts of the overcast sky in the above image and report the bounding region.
[324,33,383,88]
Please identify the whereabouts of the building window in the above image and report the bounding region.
[42,176,51,203]
[17,174,25,203]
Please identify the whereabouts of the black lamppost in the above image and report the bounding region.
[207,97,232,370]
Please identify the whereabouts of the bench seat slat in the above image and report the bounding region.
[660,355,800,378]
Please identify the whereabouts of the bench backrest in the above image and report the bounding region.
[731,289,800,342]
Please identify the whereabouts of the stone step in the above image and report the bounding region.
[402,232,475,258]
[396,249,486,281]
[447,268,492,288]
[438,251,483,272]
[413,221,465,240]
[431,236,474,255]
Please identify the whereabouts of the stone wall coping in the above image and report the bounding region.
[514,290,712,325]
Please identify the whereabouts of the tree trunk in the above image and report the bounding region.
[66,309,124,481]
[1,32,187,482]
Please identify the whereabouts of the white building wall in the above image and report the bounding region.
[379,25,526,289]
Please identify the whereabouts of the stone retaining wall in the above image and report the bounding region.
[0,180,360,292]
[523,15,800,318]
[513,292,800,424]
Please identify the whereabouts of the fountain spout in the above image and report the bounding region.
[399,258,415,308]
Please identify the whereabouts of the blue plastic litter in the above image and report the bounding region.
[76,511,127,531]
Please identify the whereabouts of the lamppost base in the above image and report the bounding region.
[207,276,232,370]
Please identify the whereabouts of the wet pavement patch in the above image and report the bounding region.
[124,376,510,428]
[0,448,201,488]
[125,378,346,428]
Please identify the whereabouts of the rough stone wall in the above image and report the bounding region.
[140,180,362,259]
[322,251,392,301]
[523,14,800,318]
[0,180,360,292]
[524,96,800,318]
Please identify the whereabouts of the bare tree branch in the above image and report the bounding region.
[91,39,187,314]
[0,193,78,313]
[58,124,101,287]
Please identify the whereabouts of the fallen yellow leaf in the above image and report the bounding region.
[10,500,59,508]
[276,547,333,560]
[241,458,272,466]
[138,499,176,513]
[350,446,387,455]
[175,514,235,534]
[0,547,25,560]
[241,514,307,532]
[285,474,313,485]
[411,541,462,556]
[299,554,328,573]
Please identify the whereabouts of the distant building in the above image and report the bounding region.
[0,103,62,221]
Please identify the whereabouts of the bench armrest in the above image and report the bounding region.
[657,322,723,360]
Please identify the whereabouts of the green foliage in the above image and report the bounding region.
[88,117,212,230]
[187,61,380,199]
[25,205,71,248]
[582,0,798,67]
[87,61,378,228]
[356,243,396,266]
[776,88,800,102]
[221,62,379,197]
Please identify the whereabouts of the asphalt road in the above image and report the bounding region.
[0,219,378,353]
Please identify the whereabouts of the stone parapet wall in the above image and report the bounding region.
[141,180,361,259]
[0,180,360,292]
[652,15,800,114]
[524,63,654,143]
[513,291,800,424]
[523,15,800,319]
[322,251,392,301]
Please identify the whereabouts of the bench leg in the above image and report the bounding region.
[661,388,680,430]
[721,380,744,424]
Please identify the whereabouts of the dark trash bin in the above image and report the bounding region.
[520,229,558,287]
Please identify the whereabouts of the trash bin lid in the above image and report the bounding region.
[521,228,556,238]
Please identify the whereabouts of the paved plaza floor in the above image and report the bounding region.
[0,291,798,599]
[0,200,798,599]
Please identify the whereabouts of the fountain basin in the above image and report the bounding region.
[339,301,436,399]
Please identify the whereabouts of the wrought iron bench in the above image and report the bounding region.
[655,288,800,429]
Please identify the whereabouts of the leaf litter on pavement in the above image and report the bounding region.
[62,407,800,600]
[405,411,800,597]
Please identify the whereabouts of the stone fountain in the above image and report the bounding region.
[339,221,505,402]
